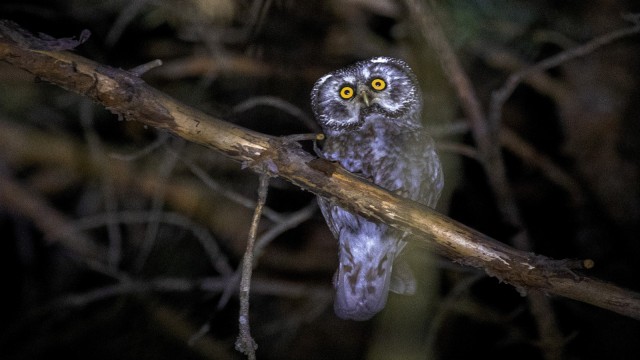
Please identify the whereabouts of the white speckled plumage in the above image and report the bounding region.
[311,57,443,320]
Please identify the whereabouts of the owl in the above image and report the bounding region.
[311,57,443,320]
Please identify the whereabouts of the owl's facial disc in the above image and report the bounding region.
[311,57,422,132]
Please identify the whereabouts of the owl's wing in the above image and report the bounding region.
[317,197,340,239]
[409,130,444,209]
[389,258,416,294]
[387,130,442,294]
[317,196,366,240]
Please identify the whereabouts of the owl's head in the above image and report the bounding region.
[311,57,422,133]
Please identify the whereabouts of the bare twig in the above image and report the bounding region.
[528,290,565,360]
[432,119,583,204]
[80,100,123,268]
[0,169,128,280]
[232,96,320,132]
[489,22,640,130]
[129,59,163,76]
[105,0,151,46]
[1,28,639,320]
[181,155,284,222]
[236,174,269,359]
[109,131,170,161]
[470,41,569,105]
[426,120,471,138]
[253,201,316,258]
[500,128,585,205]
[0,170,102,260]
[425,274,484,358]
[150,54,275,80]
[280,133,322,142]
[49,276,327,360]
[435,141,480,160]
[134,138,184,272]
[63,210,233,276]
[54,276,327,308]
[215,201,318,312]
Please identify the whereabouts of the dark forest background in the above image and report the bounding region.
[1,1,640,359]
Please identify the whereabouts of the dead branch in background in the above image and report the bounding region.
[1,21,640,325]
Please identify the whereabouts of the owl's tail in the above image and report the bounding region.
[333,230,403,321]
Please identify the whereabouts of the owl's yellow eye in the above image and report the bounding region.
[370,78,386,91]
[339,86,355,100]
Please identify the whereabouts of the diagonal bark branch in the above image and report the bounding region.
[1,28,639,320]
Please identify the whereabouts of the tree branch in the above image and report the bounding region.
[1,26,639,320]
[235,175,268,359]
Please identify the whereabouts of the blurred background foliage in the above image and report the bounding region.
[1,0,640,359]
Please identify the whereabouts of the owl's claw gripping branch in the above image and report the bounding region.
[1,22,640,320]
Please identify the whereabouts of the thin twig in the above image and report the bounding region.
[109,131,170,161]
[426,120,472,138]
[0,169,129,280]
[500,128,585,206]
[435,141,480,160]
[80,100,123,268]
[53,275,327,308]
[232,96,320,132]
[280,133,323,142]
[0,170,102,259]
[63,210,233,276]
[215,201,317,312]
[129,59,163,76]
[181,154,284,222]
[425,274,484,358]
[489,22,640,130]
[469,41,569,105]
[105,0,151,46]
[528,290,565,360]
[253,202,316,258]
[432,120,583,204]
[134,138,185,272]
[236,174,269,359]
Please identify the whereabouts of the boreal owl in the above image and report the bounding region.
[311,57,443,320]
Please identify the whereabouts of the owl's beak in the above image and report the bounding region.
[359,89,371,107]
